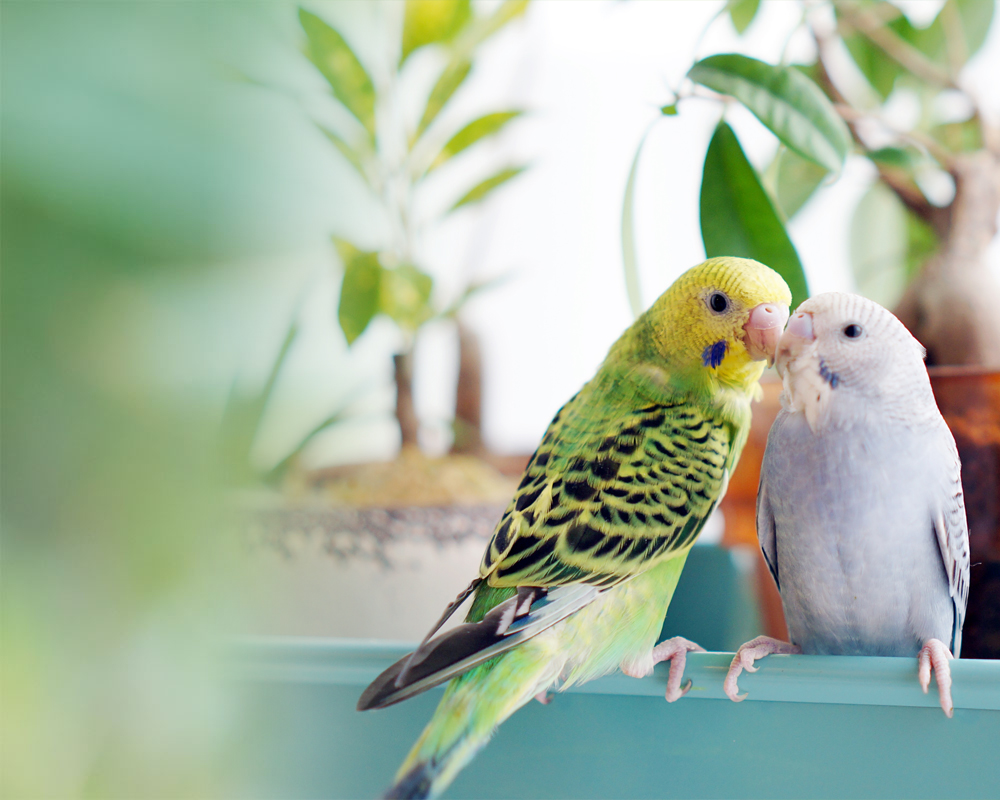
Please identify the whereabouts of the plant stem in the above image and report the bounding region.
[451,321,484,454]
[394,351,420,448]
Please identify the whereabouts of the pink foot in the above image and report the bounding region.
[650,636,706,702]
[918,638,955,718]
[724,635,801,702]
[534,690,552,705]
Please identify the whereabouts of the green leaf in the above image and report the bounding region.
[335,238,383,344]
[449,165,526,211]
[401,0,472,66]
[417,58,472,138]
[930,117,983,153]
[316,123,370,185]
[688,54,851,174]
[428,111,522,172]
[660,103,678,116]
[700,122,809,311]
[774,147,829,220]
[868,146,923,170]
[299,8,376,138]
[904,207,938,280]
[948,0,995,63]
[728,0,761,34]
[378,264,435,331]
[849,182,908,307]
[842,28,902,100]
[463,0,530,50]
[621,129,650,319]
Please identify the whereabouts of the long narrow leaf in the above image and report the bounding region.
[417,58,472,139]
[401,0,472,66]
[428,111,522,173]
[700,122,809,310]
[621,128,652,319]
[449,165,526,212]
[299,8,376,138]
[689,54,850,174]
[316,123,370,186]
[461,0,530,52]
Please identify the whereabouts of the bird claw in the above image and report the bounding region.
[918,639,955,718]
[648,636,705,703]
[724,636,800,702]
[534,691,552,705]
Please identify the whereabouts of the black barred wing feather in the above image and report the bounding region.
[480,396,734,588]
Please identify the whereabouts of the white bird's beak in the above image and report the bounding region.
[742,303,790,366]
[775,310,816,377]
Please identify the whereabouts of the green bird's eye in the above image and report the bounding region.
[708,292,729,313]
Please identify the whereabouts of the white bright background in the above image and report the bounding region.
[176,0,1000,471]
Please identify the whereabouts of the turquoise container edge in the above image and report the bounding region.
[227,637,1000,799]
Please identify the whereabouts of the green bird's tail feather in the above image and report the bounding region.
[381,646,558,799]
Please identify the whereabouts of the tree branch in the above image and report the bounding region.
[836,2,958,90]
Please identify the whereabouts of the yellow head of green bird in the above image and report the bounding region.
[612,256,792,404]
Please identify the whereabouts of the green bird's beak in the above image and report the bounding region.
[742,302,789,367]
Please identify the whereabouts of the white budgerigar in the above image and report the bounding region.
[723,292,970,716]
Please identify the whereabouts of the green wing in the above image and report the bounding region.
[480,392,736,588]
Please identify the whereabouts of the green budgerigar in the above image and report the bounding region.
[359,257,791,798]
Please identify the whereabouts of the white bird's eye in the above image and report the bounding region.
[708,291,729,314]
[843,323,863,339]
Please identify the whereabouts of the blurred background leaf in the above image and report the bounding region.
[299,7,376,138]
[728,0,761,35]
[417,58,473,138]
[335,239,383,344]
[770,146,829,220]
[401,0,472,65]
[450,165,528,212]
[427,111,523,173]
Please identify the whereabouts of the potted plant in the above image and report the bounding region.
[621,0,999,653]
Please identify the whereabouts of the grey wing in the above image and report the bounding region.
[756,412,786,591]
[931,431,971,656]
[757,468,779,591]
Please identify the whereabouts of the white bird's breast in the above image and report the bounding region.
[763,410,953,656]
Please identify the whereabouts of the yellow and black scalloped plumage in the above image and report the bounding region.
[481,394,733,588]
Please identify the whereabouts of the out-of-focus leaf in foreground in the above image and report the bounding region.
[700,121,809,310]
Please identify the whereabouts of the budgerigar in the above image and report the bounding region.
[723,292,970,717]
[357,257,791,798]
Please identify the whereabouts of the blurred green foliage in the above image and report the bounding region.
[298,0,529,450]
[308,0,529,347]
[1,2,313,795]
